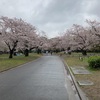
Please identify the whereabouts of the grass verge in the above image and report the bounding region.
[0,53,42,72]
[63,53,100,100]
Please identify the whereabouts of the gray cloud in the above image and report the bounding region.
[0,0,100,38]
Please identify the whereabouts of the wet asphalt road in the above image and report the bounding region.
[0,55,76,100]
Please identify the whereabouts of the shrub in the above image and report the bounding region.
[88,56,100,69]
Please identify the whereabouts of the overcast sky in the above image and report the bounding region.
[0,0,100,38]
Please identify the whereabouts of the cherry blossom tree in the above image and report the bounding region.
[1,16,100,58]
[70,24,95,55]
[86,20,100,38]
[0,17,19,58]
[0,16,37,58]
[17,23,37,57]
[34,31,50,53]
[49,37,60,52]
[86,20,100,49]
[60,30,74,53]
[0,41,8,53]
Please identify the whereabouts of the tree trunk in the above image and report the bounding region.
[37,49,41,54]
[9,50,14,58]
[82,50,87,56]
[24,49,29,57]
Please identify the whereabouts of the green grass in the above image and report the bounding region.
[64,55,88,67]
[0,53,42,72]
[0,54,9,58]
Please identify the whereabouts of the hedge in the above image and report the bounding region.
[88,56,100,69]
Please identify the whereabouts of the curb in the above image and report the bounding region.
[62,58,89,100]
